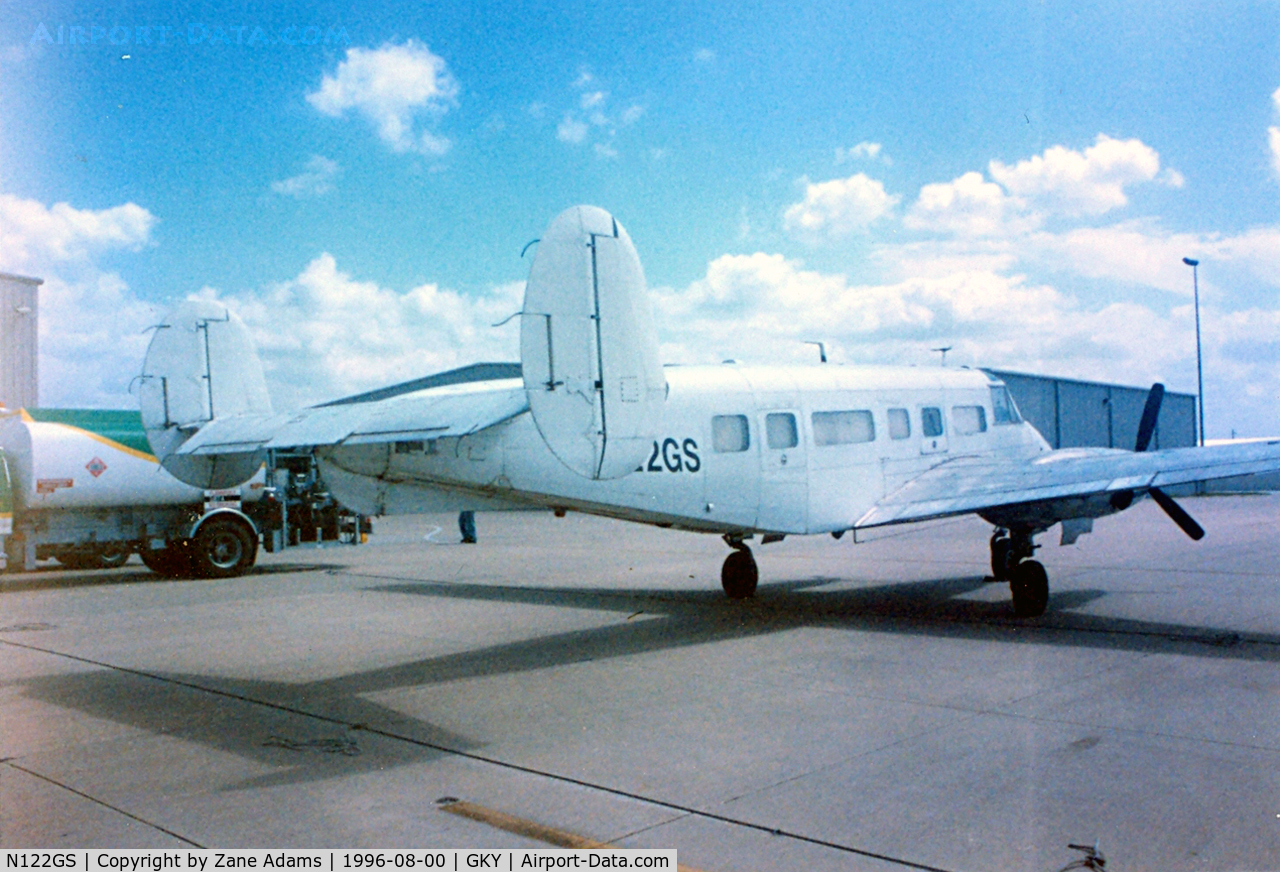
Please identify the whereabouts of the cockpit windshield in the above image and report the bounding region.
[990,385,1022,425]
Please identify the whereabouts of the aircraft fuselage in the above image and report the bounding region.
[316,363,1050,536]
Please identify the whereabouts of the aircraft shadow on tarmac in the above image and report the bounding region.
[351,572,1280,676]
[14,657,483,790]
[14,572,1280,789]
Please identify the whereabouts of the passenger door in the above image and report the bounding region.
[919,404,949,455]
[757,410,808,532]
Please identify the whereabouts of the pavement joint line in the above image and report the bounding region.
[3,759,204,848]
[721,708,993,807]
[970,708,1280,755]
[605,812,696,846]
[437,799,710,872]
[0,637,963,872]
[986,651,1150,712]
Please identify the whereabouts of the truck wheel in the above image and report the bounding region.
[98,543,132,568]
[53,547,99,570]
[190,517,257,578]
[140,543,194,578]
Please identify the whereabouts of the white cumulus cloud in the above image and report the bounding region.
[307,40,458,156]
[905,171,1028,237]
[783,173,899,239]
[1269,86,1280,179]
[0,193,154,266]
[989,134,1165,217]
[557,114,588,144]
[835,142,887,164]
[193,254,523,408]
[649,251,1201,397]
[0,191,161,407]
[38,272,161,408]
[270,155,340,198]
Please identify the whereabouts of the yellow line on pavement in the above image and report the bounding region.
[438,798,711,872]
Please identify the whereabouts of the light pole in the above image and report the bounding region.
[1183,257,1204,447]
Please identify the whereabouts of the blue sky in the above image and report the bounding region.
[3,1,1280,437]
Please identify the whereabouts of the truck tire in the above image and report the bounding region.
[53,547,100,570]
[57,544,132,570]
[98,543,132,568]
[190,516,257,578]
[140,543,195,578]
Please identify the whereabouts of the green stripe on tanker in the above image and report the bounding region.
[23,408,152,455]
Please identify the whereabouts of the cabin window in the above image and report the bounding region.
[394,440,424,454]
[888,408,911,439]
[712,415,750,453]
[952,405,987,435]
[921,407,944,438]
[765,412,798,449]
[812,410,875,446]
[990,385,1022,424]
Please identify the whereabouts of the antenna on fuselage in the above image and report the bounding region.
[803,340,827,363]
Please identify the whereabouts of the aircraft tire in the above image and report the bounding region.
[140,543,195,578]
[190,516,257,579]
[990,534,1013,580]
[721,549,759,599]
[1010,560,1049,617]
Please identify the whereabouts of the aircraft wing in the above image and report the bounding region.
[174,382,529,455]
[857,440,1280,529]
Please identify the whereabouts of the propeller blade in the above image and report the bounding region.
[1149,486,1205,540]
[1134,382,1165,452]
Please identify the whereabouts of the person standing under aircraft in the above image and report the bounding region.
[459,510,476,544]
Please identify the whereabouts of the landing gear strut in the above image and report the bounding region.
[721,536,758,599]
[989,531,1014,581]
[991,527,1048,617]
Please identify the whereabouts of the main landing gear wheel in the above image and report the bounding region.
[1010,559,1049,618]
[721,548,759,599]
[990,533,1013,581]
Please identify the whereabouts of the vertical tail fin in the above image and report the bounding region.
[520,206,666,480]
[139,300,272,489]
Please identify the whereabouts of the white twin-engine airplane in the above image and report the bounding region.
[140,205,1280,617]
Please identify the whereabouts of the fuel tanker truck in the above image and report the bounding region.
[0,407,274,577]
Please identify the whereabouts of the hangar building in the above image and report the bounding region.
[987,369,1197,451]
[0,272,41,410]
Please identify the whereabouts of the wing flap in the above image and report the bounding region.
[177,384,529,455]
[858,440,1280,529]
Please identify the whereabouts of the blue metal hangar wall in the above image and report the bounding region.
[987,369,1196,451]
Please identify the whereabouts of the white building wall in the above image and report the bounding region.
[0,272,41,410]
